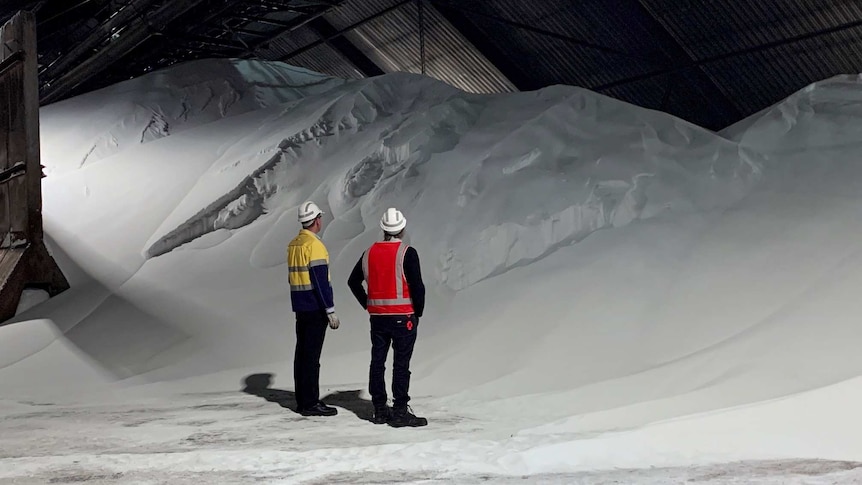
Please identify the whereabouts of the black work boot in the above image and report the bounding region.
[389,406,427,428]
[299,401,337,417]
[371,405,392,424]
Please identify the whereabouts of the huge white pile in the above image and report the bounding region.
[2,59,862,479]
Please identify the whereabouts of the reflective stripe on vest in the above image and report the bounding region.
[363,241,414,314]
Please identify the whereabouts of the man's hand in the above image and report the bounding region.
[327,312,340,330]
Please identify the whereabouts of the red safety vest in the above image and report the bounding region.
[363,240,414,315]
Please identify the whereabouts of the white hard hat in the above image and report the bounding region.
[298,201,324,223]
[380,207,406,234]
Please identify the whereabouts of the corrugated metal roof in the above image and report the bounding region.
[706,24,862,110]
[324,0,516,94]
[342,2,516,93]
[288,43,366,80]
[19,0,862,129]
[664,70,742,127]
[325,0,406,28]
[597,71,735,129]
[640,0,862,118]
[250,22,366,80]
[425,0,742,128]
[602,77,668,112]
[254,24,319,60]
[445,0,670,89]
[643,0,862,59]
[207,0,862,127]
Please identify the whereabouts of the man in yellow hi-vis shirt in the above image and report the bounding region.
[288,201,340,417]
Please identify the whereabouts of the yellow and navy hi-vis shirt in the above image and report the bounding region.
[287,229,334,313]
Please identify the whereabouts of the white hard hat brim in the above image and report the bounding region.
[300,212,324,223]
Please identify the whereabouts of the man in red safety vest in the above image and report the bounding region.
[348,207,427,427]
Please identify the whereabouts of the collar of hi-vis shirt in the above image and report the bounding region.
[300,229,322,240]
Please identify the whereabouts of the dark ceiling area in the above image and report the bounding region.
[2,0,862,130]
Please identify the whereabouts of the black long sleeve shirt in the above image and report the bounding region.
[348,245,425,317]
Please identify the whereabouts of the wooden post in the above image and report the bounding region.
[21,8,42,243]
[1,12,29,247]
[0,11,69,324]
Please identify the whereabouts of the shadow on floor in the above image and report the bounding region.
[241,373,298,413]
[321,389,374,423]
[241,373,374,422]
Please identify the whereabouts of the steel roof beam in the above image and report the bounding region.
[431,0,657,63]
[249,0,332,14]
[39,0,161,83]
[228,14,298,28]
[245,2,339,56]
[40,0,210,104]
[595,16,862,92]
[164,32,248,50]
[431,0,536,91]
[36,0,98,27]
[307,17,384,76]
[624,0,742,123]
[276,0,410,61]
[232,27,270,38]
